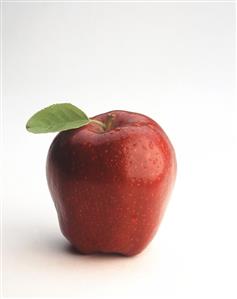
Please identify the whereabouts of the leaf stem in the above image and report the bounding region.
[90,119,106,130]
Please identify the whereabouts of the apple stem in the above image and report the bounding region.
[90,119,106,130]
[105,114,114,131]
[90,114,115,131]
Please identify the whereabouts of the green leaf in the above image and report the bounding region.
[26,103,90,133]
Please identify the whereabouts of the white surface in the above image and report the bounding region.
[2,2,237,298]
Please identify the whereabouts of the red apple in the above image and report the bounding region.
[46,110,176,256]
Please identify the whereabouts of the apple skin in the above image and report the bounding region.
[46,110,176,256]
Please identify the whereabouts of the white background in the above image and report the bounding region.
[2,2,237,298]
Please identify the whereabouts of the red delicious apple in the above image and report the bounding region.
[46,110,176,256]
